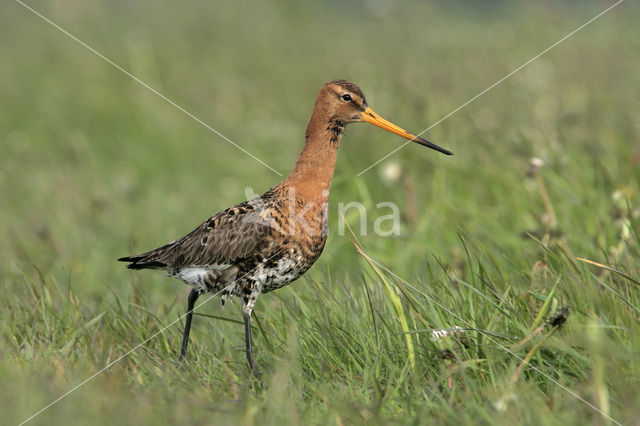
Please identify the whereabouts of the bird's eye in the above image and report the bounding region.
[341,94,352,102]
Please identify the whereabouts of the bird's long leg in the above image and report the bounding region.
[180,288,200,361]
[243,309,259,377]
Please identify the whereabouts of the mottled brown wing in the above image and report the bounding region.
[118,198,273,270]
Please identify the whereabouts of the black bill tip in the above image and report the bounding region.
[414,136,453,156]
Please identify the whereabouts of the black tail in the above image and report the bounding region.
[118,255,166,270]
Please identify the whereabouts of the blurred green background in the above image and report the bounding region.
[1,0,639,425]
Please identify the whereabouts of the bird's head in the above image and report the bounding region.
[317,80,452,155]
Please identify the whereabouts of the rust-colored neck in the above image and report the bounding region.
[283,102,344,201]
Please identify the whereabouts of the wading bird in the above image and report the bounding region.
[119,80,452,375]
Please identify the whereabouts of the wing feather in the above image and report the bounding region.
[118,198,273,270]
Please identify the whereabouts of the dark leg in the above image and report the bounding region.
[244,310,259,377]
[180,288,200,361]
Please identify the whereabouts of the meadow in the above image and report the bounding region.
[1,1,639,424]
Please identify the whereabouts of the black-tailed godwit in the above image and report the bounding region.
[119,80,452,375]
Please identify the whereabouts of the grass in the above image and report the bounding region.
[1,0,639,424]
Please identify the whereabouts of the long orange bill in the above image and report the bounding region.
[361,107,453,155]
